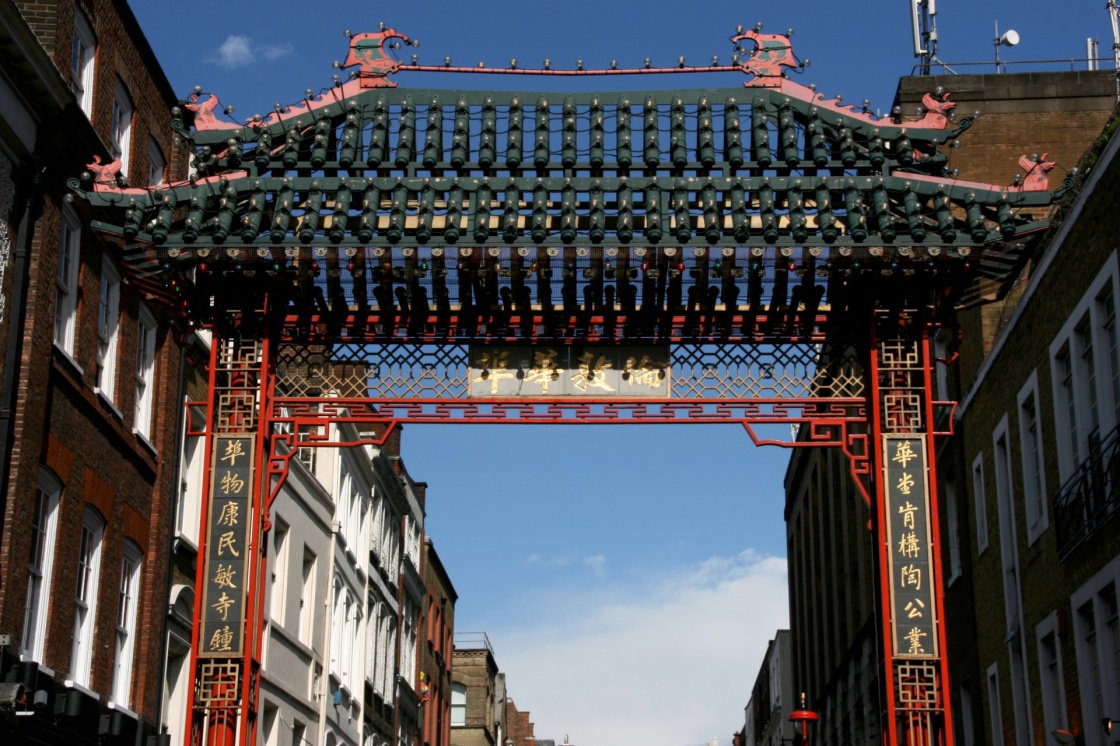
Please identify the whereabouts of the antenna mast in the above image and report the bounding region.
[1109,0,1120,100]
[909,0,939,74]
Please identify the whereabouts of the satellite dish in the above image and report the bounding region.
[999,29,1020,47]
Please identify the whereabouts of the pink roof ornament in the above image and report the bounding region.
[342,27,415,88]
[915,92,956,129]
[85,155,123,188]
[733,26,799,87]
[1015,153,1057,192]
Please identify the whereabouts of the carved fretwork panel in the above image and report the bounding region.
[274,341,865,402]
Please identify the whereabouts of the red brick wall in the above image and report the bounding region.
[0,0,186,734]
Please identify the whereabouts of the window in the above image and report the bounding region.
[111,78,133,177]
[1055,345,1081,469]
[291,720,306,746]
[993,418,1033,746]
[329,578,360,692]
[1071,559,1120,746]
[987,663,1003,746]
[1103,286,1120,427]
[55,208,81,356]
[96,261,121,401]
[1036,613,1068,739]
[943,478,962,584]
[450,683,467,726]
[1050,260,1120,480]
[299,548,316,644]
[134,302,156,439]
[1017,375,1048,543]
[162,635,190,741]
[270,518,289,625]
[111,540,142,706]
[175,403,206,547]
[330,575,344,678]
[147,138,166,186]
[933,327,951,402]
[71,9,95,116]
[957,686,975,746]
[21,469,61,661]
[71,507,105,687]
[972,453,988,554]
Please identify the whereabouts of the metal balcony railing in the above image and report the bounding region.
[1054,425,1120,561]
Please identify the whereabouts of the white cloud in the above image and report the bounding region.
[525,553,608,578]
[491,551,789,746]
[209,37,292,69]
[261,43,294,61]
[583,554,608,578]
[211,35,255,69]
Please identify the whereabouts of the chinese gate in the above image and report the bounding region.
[72,24,1066,746]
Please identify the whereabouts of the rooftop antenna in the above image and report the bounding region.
[1109,0,1120,100]
[909,0,942,74]
[994,21,1020,74]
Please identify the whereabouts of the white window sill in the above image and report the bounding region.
[52,343,84,376]
[107,701,138,720]
[173,530,199,554]
[63,680,100,701]
[133,428,158,456]
[95,389,123,419]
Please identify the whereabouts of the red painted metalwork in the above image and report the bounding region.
[868,312,953,746]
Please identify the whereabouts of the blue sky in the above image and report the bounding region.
[127,2,1117,744]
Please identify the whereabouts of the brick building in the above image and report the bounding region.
[451,634,500,746]
[421,538,458,746]
[779,68,1117,745]
[0,0,187,743]
[935,108,1120,745]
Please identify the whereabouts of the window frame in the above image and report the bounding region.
[111,540,142,707]
[1071,556,1120,746]
[147,137,166,187]
[987,663,1003,746]
[943,477,962,585]
[20,468,62,661]
[111,77,133,178]
[96,260,121,403]
[450,682,467,726]
[1017,373,1049,544]
[71,507,105,687]
[1035,612,1068,739]
[299,547,316,644]
[134,302,157,440]
[1049,259,1120,482]
[972,453,989,554]
[54,206,81,357]
[175,402,206,547]
[71,9,96,117]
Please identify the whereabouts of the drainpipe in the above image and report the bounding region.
[0,160,46,553]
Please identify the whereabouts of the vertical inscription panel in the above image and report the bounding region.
[883,435,938,659]
[198,435,255,657]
